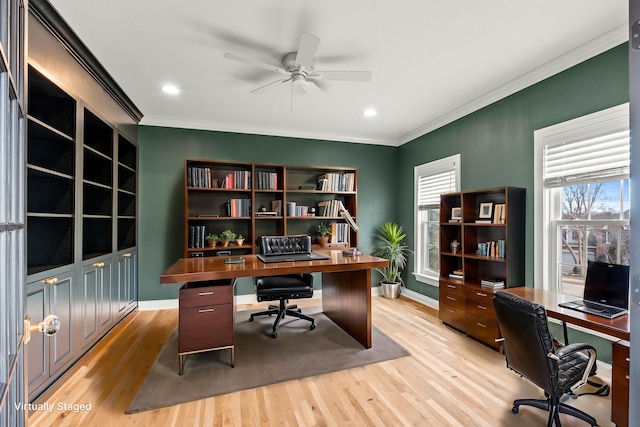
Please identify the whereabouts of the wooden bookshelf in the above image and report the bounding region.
[184,159,358,257]
[438,187,525,350]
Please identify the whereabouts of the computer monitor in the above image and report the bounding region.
[583,261,630,309]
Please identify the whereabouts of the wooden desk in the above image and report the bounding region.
[504,287,630,427]
[161,250,388,348]
[504,287,629,341]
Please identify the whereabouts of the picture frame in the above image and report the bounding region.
[478,202,493,219]
[451,207,462,221]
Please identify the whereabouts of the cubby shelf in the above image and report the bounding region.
[438,187,525,350]
[184,159,358,257]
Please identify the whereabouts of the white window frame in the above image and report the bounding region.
[534,103,629,291]
[413,154,461,286]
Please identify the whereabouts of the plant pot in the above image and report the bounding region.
[317,236,330,247]
[206,240,217,248]
[380,281,401,299]
[235,239,245,246]
[222,239,231,247]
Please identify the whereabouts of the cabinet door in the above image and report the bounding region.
[26,269,76,397]
[80,259,112,347]
[115,250,137,319]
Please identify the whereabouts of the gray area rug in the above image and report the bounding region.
[126,307,410,413]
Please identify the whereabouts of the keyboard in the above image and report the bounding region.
[559,299,628,319]
[257,252,330,264]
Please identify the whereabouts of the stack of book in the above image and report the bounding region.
[480,278,505,289]
[448,269,464,280]
[317,172,355,192]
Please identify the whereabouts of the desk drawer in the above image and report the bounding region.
[180,281,233,308]
[439,302,466,332]
[466,298,496,320]
[179,304,233,353]
[440,291,466,310]
[466,313,500,350]
[439,280,465,298]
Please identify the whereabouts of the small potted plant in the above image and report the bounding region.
[316,223,331,247]
[371,222,411,298]
[235,234,245,246]
[205,233,219,248]
[220,229,236,247]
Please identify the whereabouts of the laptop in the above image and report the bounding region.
[559,261,630,319]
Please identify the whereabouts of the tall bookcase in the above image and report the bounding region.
[184,159,358,257]
[438,187,525,350]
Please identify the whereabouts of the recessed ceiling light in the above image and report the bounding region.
[162,84,180,95]
[363,108,377,117]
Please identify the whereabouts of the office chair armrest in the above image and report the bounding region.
[555,342,596,359]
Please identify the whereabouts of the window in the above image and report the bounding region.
[414,154,460,285]
[534,104,629,296]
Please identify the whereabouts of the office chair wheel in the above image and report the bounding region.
[511,405,519,414]
[310,323,316,330]
[270,331,277,338]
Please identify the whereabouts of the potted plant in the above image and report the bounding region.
[316,223,331,247]
[371,222,411,298]
[220,229,236,247]
[205,233,219,248]
[235,234,245,246]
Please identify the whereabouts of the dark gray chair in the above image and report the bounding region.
[493,291,599,427]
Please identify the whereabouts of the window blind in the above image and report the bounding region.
[544,130,629,187]
[418,168,456,210]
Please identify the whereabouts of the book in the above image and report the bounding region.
[448,273,463,280]
[480,278,505,288]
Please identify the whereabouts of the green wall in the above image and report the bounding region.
[137,128,396,301]
[396,44,629,300]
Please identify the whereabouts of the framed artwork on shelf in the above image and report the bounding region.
[479,202,493,219]
[451,207,462,222]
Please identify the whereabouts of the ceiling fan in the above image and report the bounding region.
[223,33,372,97]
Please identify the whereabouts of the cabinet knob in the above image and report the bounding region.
[123,253,132,257]
[42,277,58,285]
[93,262,105,268]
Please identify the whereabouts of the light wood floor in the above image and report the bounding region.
[28,296,615,427]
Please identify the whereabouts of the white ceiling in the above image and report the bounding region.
[47,0,628,146]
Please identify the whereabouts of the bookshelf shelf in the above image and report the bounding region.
[438,187,525,350]
[184,159,358,257]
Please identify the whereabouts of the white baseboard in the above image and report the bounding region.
[396,286,439,310]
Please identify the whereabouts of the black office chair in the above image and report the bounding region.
[249,236,316,338]
[493,291,599,427]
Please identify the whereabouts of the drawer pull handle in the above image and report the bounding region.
[199,308,215,313]
[43,277,58,285]
[477,322,486,328]
[477,292,488,297]
[447,284,456,289]
[446,296,455,301]
[447,308,455,313]
[477,305,487,310]
[199,291,214,296]
[93,262,105,268]
[123,253,132,257]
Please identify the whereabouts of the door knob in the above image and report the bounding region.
[24,314,60,344]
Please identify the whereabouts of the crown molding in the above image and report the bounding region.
[397,23,628,146]
[140,115,397,147]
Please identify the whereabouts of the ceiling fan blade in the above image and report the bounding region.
[301,80,323,96]
[308,71,372,82]
[295,33,320,68]
[223,53,289,75]
[250,78,292,94]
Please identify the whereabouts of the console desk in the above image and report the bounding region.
[161,250,388,349]
[505,287,630,427]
